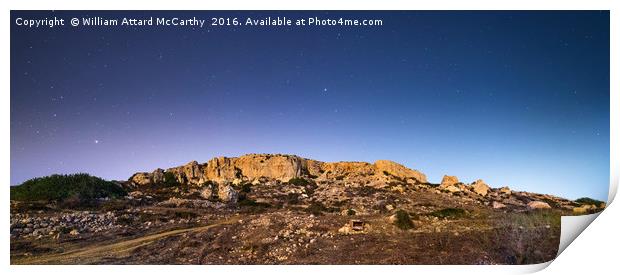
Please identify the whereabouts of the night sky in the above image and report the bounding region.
[11,11,609,200]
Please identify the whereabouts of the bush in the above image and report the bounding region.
[240,183,252,193]
[238,198,271,213]
[305,202,339,216]
[173,211,198,220]
[430,208,468,219]
[575,197,605,208]
[10,173,126,202]
[288,177,310,186]
[239,199,271,208]
[347,209,356,216]
[285,193,300,204]
[162,172,180,187]
[101,199,130,212]
[394,209,414,230]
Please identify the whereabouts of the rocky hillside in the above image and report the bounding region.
[124,153,605,213]
[129,153,427,187]
[10,153,606,265]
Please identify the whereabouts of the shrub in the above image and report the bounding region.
[285,193,300,204]
[239,199,271,208]
[430,208,468,219]
[305,202,338,216]
[575,197,605,208]
[101,199,130,212]
[240,183,252,193]
[238,198,271,213]
[347,209,356,216]
[394,209,414,230]
[10,173,126,202]
[288,177,310,186]
[173,211,198,220]
[161,172,180,187]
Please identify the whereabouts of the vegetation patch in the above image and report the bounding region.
[10,173,126,202]
[394,209,414,230]
[238,198,272,213]
[173,210,198,220]
[430,208,468,219]
[575,197,605,208]
[305,202,339,216]
[288,177,310,186]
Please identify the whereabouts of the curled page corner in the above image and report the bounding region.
[557,212,602,257]
[522,260,554,273]
[607,175,618,205]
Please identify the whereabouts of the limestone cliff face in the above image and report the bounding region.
[206,154,307,183]
[128,153,428,186]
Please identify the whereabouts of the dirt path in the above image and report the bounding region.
[12,217,239,265]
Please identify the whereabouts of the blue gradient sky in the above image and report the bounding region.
[11,11,609,200]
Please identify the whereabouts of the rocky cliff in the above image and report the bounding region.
[128,153,428,186]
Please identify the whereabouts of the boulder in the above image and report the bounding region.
[471,179,490,196]
[200,186,214,200]
[444,185,461,193]
[492,201,506,209]
[128,172,153,185]
[527,201,551,209]
[217,184,238,203]
[499,186,511,195]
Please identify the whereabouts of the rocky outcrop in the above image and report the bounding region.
[471,179,490,196]
[128,172,152,185]
[205,154,307,183]
[128,168,165,185]
[128,153,428,186]
[373,160,427,183]
[167,161,205,185]
[439,175,462,192]
[440,175,459,187]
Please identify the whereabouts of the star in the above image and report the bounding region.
[94,139,100,144]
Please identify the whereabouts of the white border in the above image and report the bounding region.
[3,1,618,274]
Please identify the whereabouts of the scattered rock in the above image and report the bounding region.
[527,201,551,209]
[499,186,511,195]
[444,185,461,193]
[492,201,506,209]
